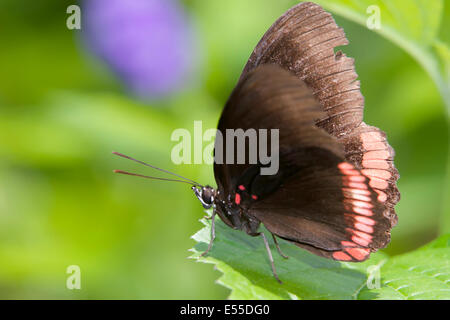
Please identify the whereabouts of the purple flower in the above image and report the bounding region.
[82,0,199,100]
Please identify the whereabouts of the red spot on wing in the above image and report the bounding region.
[341,241,358,247]
[352,200,373,209]
[362,169,391,180]
[347,182,368,190]
[235,193,241,205]
[355,223,373,233]
[238,185,246,191]
[362,159,390,170]
[343,188,371,196]
[353,207,373,216]
[364,150,390,160]
[362,141,387,150]
[348,193,371,202]
[375,190,387,202]
[341,169,360,176]
[352,230,373,241]
[361,131,384,143]
[344,175,366,182]
[332,251,352,261]
[338,163,354,170]
[352,236,370,247]
[251,195,258,200]
[354,216,376,226]
[369,178,389,190]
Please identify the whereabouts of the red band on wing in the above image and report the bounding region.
[338,162,379,252]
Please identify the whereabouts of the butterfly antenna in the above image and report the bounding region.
[113,170,202,186]
[112,152,203,187]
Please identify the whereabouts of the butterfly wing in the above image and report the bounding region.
[248,157,391,262]
[214,64,343,199]
[338,124,400,227]
[239,1,399,234]
[240,1,364,137]
[214,65,392,261]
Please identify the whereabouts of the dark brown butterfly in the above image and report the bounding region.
[114,2,399,283]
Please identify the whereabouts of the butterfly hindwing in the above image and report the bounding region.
[248,151,392,261]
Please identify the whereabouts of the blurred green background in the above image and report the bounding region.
[0,0,448,299]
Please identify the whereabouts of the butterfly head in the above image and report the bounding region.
[192,185,216,209]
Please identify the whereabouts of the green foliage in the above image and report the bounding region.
[192,218,450,300]
[358,234,450,299]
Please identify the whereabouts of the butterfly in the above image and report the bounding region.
[114,2,399,283]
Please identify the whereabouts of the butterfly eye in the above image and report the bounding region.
[201,187,214,205]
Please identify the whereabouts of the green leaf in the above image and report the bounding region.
[191,217,374,300]
[313,0,450,112]
[358,235,450,299]
[191,218,450,299]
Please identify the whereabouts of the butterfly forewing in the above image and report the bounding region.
[240,2,364,137]
[214,64,341,195]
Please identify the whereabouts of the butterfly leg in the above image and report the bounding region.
[203,211,212,220]
[272,234,289,259]
[201,210,216,257]
[259,233,282,284]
